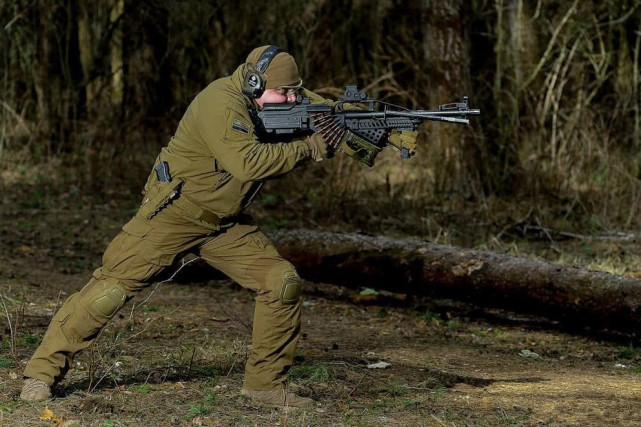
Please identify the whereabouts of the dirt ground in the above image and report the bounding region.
[2,188,641,426]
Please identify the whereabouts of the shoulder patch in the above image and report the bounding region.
[231,119,250,135]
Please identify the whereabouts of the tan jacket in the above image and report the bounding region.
[142,64,331,223]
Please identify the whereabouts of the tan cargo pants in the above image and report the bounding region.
[23,203,302,391]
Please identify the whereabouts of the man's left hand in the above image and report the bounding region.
[306,133,330,161]
[388,130,419,157]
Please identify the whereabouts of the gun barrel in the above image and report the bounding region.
[428,116,470,124]
[384,109,479,125]
[394,109,481,117]
[343,109,480,121]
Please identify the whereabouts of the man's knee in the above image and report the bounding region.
[278,267,302,304]
[263,262,302,304]
[79,278,128,319]
[54,278,130,345]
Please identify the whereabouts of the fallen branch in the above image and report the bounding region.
[266,229,641,334]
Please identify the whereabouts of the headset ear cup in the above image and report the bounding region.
[242,70,265,98]
[243,46,282,98]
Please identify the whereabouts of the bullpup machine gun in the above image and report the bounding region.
[257,85,480,166]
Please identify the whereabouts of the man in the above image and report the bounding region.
[20,45,417,408]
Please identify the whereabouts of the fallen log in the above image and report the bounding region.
[266,229,641,335]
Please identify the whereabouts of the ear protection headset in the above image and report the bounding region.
[242,45,283,98]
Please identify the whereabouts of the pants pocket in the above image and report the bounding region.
[104,217,169,281]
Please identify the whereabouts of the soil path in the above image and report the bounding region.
[1,198,641,425]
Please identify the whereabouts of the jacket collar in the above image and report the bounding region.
[230,64,257,109]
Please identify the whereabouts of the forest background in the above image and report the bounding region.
[2,1,641,424]
[1,0,641,244]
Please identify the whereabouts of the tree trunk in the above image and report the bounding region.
[33,0,55,153]
[420,0,479,197]
[267,229,641,335]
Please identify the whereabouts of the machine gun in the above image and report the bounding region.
[257,85,480,166]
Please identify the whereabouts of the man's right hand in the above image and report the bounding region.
[306,133,329,161]
[388,130,419,157]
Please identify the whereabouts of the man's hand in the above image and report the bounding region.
[306,133,329,161]
[388,130,419,157]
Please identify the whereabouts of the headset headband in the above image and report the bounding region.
[254,45,283,73]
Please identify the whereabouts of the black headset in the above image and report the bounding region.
[242,45,283,98]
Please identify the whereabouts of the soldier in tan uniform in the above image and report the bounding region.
[20,45,334,408]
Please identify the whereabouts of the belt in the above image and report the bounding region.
[200,209,223,225]
[174,192,230,226]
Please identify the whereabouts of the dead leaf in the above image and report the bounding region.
[18,245,34,255]
[349,294,378,304]
[40,408,56,420]
[40,407,66,424]
[451,259,485,276]
[367,361,391,369]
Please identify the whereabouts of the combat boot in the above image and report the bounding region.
[20,378,51,401]
[241,388,314,409]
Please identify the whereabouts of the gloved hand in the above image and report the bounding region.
[388,130,419,157]
[305,133,329,161]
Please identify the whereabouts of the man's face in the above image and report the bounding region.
[255,88,297,109]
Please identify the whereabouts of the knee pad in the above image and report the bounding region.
[253,261,302,304]
[278,267,302,305]
[81,278,128,319]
